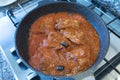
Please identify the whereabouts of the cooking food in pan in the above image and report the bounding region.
[28,12,100,76]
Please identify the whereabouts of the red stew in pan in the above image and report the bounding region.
[28,12,100,76]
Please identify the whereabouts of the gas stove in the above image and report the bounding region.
[0,0,120,80]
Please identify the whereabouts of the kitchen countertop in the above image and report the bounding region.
[0,46,16,80]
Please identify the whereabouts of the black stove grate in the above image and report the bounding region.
[6,0,120,80]
[94,52,120,80]
[87,2,120,79]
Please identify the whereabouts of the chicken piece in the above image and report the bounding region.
[66,46,90,60]
[43,32,61,48]
[65,46,90,68]
[42,32,68,49]
[71,47,91,70]
[61,28,87,45]
[55,18,86,45]
[65,46,91,72]
[55,18,79,29]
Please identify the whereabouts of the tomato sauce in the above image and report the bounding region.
[28,12,100,76]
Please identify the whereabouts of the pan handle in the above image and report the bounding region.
[54,70,95,80]
[82,76,95,80]
[70,69,95,80]
[37,0,59,8]
[37,0,53,8]
[37,0,72,8]
[79,70,95,80]
[54,76,95,80]
[55,77,74,80]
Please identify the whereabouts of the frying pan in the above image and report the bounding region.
[15,1,109,80]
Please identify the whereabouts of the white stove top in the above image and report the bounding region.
[0,0,120,80]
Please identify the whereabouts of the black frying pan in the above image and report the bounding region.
[15,1,109,80]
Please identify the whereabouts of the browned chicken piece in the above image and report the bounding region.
[55,18,87,45]
[65,46,91,71]
[55,18,79,29]
[42,32,62,49]
[42,32,70,49]
[61,28,87,45]
[66,46,90,62]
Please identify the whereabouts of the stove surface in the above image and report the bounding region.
[0,46,16,80]
[0,0,120,80]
